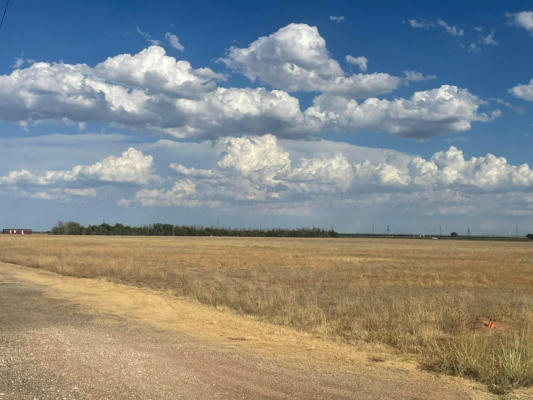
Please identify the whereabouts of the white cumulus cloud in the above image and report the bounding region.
[304,85,498,139]
[136,26,161,46]
[221,23,402,97]
[11,58,24,69]
[345,55,368,72]
[123,135,533,210]
[166,87,309,139]
[0,37,496,140]
[95,46,222,97]
[507,11,533,35]
[165,32,185,51]
[0,148,155,200]
[408,18,464,37]
[509,78,533,101]
[409,146,533,189]
[481,31,498,46]
[403,70,437,82]
[217,135,291,185]
[134,179,199,207]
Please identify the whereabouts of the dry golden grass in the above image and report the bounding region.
[1,235,532,393]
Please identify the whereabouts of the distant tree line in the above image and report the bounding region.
[50,221,338,238]
[527,233,533,240]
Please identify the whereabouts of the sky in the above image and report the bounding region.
[0,0,532,234]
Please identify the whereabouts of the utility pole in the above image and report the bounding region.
[372,223,374,234]
[386,225,390,235]
[439,225,442,236]
[467,227,470,236]
[0,0,11,32]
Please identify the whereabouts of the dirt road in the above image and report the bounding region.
[0,262,520,399]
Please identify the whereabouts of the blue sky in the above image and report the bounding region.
[0,0,532,234]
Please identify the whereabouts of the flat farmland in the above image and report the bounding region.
[1,235,532,394]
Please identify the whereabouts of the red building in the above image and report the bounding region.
[3,228,32,235]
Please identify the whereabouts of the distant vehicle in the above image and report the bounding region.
[3,228,32,235]
[431,237,439,240]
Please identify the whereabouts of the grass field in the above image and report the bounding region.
[1,235,531,393]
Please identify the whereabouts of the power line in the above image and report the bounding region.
[0,0,11,31]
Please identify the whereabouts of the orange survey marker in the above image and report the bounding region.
[487,320,496,329]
